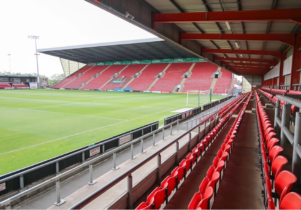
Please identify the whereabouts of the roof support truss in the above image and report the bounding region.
[203,49,281,58]
[154,8,301,24]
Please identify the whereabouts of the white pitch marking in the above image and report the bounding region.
[0,106,181,156]
[172,108,193,113]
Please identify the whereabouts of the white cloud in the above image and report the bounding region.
[0,0,156,77]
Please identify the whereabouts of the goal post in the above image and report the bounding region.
[186,90,210,106]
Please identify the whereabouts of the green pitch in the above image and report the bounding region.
[0,89,224,175]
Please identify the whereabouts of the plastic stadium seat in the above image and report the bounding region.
[160,176,176,199]
[208,172,220,193]
[206,166,215,180]
[180,159,191,175]
[187,152,197,166]
[268,146,283,163]
[188,193,203,210]
[266,132,276,143]
[275,171,297,202]
[267,138,279,152]
[136,202,152,210]
[221,143,231,153]
[198,178,209,195]
[188,187,213,210]
[146,187,166,209]
[280,192,301,209]
[196,187,214,209]
[217,149,228,162]
[171,167,185,186]
[214,160,225,175]
[271,156,288,178]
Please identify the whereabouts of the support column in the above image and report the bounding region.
[290,34,301,90]
[292,112,301,183]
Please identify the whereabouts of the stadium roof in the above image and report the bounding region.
[38,38,200,64]
[85,0,301,77]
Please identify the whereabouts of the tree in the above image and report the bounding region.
[49,73,66,85]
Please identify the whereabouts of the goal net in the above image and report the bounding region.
[186,90,210,106]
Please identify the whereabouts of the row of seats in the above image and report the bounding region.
[13,83,28,88]
[255,90,301,209]
[218,95,246,119]
[54,63,233,93]
[0,83,11,88]
[135,96,248,210]
[188,92,252,209]
[262,87,301,96]
[259,89,296,115]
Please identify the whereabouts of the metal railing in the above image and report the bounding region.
[67,112,218,209]
[274,94,301,183]
[0,108,218,209]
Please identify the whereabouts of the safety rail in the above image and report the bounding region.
[67,112,219,209]
[273,95,301,184]
[0,110,218,209]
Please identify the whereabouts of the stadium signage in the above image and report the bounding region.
[29,82,37,89]
[119,134,132,145]
[96,62,104,66]
[163,59,173,63]
[151,59,162,63]
[174,58,185,63]
[90,147,100,157]
[105,62,113,65]
[0,183,6,191]
[132,60,141,64]
[122,61,131,65]
[141,60,151,64]
[113,61,122,65]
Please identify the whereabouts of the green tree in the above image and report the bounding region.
[49,73,66,85]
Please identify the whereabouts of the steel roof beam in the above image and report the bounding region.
[154,8,301,24]
[222,61,272,67]
[215,57,276,64]
[181,33,295,45]
[203,49,281,58]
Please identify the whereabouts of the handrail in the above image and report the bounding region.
[68,112,218,209]
[276,94,301,108]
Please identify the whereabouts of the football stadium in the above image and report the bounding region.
[1,0,301,210]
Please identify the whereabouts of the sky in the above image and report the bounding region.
[0,0,156,77]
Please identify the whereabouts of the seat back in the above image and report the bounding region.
[136,202,152,210]
[199,177,209,195]
[268,146,283,163]
[280,192,301,209]
[215,160,225,174]
[206,166,215,180]
[208,172,220,190]
[146,187,165,209]
[166,176,176,196]
[275,171,297,201]
[212,157,219,168]
[267,138,279,151]
[188,193,202,210]
[271,156,288,178]
[196,187,214,209]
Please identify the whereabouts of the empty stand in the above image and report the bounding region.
[82,65,127,90]
[213,69,232,94]
[102,64,146,90]
[79,66,110,90]
[129,63,168,91]
[183,62,218,91]
[53,65,92,89]
[150,63,192,92]
[0,83,11,88]
[13,83,28,88]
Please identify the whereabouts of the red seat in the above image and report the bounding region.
[195,187,214,209]
[267,138,279,152]
[206,166,215,180]
[188,193,203,210]
[198,178,209,195]
[171,166,185,186]
[160,175,176,199]
[146,187,166,209]
[180,159,191,175]
[187,152,197,166]
[136,202,152,210]
[271,156,288,178]
[280,192,301,209]
[217,149,228,162]
[275,171,297,202]
[208,172,220,192]
[221,143,231,153]
[268,146,283,163]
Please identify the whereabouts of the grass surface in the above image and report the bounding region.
[0,89,224,175]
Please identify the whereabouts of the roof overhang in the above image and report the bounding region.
[38,38,203,64]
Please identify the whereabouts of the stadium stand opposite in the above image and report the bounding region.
[13,83,28,88]
[0,82,11,88]
[102,64,146,91]
[129,63,168,91]
[53,62,234,93]
[183,62,217,92]
[53,66,93,89]
[213,69,233,94]
[150,63,193,92]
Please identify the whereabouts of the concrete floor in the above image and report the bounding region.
[212,98,264,209]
